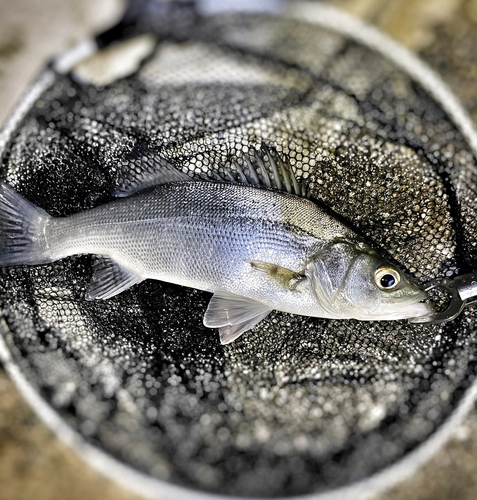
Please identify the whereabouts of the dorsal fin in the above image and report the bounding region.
[114,142,194,197]
[219,145,308,198]
[116,142,308,198]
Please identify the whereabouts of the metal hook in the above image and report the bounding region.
[422,272,477,324]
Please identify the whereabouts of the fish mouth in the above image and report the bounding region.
[406,289,436,323]
[406,301,436,323]
[380,289,435,322]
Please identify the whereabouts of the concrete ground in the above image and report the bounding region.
[1,0,477,499]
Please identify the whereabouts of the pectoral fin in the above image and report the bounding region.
[246,259,306,291]
[203,292,271,344]
[86,257,143,300]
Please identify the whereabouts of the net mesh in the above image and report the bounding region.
[1,7,477,497]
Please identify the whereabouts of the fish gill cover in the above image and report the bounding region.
[0,2,477,498]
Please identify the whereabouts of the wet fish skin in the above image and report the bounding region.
[47,181,349,308]
[0,180,433,344]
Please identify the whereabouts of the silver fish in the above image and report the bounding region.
[0,151,433,344]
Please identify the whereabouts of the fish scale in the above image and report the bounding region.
[41,180,344,313]
[47,181,332,269]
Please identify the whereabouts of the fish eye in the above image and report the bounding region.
[374,267,401,291]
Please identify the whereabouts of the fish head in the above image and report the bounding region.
[307,241,434,322]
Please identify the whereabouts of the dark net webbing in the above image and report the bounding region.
[1,9,477,498]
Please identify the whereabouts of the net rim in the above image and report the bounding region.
[0,3,476,499]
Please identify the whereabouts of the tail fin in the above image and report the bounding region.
[0,182,52,266]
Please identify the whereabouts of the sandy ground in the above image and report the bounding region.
[1,0,477,499]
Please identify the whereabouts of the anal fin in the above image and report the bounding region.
[86,257,143,300]
[203,291,271,344]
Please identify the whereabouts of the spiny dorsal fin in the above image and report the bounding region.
[220,145,308,198]
[203,291,271,344]
[114,142,194,197]
[116,142,307,198]
[85,257,143,300]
